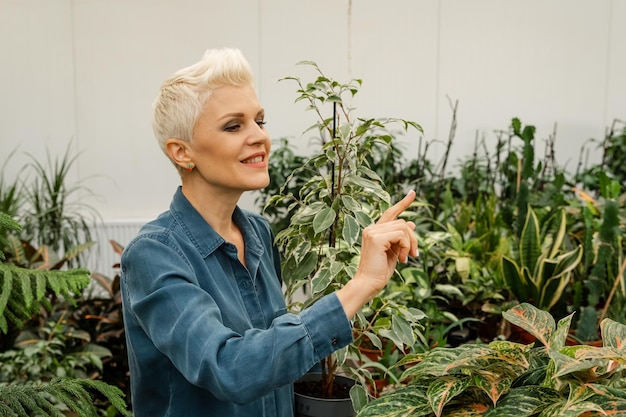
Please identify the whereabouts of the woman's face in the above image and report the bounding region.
[189,84,270,195]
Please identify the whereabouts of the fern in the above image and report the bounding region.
[0,377,131,417]
[0,213,130,416]
[0,264,90,334]
[0,213,20,262]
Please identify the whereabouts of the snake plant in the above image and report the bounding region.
[501,206,582,312]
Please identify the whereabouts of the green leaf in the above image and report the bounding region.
[342,214,360,247]
[350,384,368,412]
[474,371,513,405]
[292,251,318,281]
[549,312,574,350]
[427,375,472,416]
[311,265,333,294]
[519,207,540,273]
[501,256,527,302]
[502,303,554,347]
[356,385,431,417]
[341,195,362,211]
[353,210,374,228]
[312,206,336,234]
[484,386,562,416]
[600,318,626,349]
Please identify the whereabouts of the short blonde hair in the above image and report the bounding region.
[152,48,255,166]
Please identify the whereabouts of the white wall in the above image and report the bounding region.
[1,0,624,224]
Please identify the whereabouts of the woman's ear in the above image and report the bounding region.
[165,138,192,169]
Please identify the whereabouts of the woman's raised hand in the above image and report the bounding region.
[336,190,418,319]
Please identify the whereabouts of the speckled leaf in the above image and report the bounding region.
[443,402,490,416]
[585,386,626,414]
[600,318,626,350]
[474,371,513,405]
[549,312,574,350]
[427,375,472,417]
[356,385,432,417]
[483,386,562,416]
[538,400,604,417]
[502,303,554,347]
[549,349,599,378]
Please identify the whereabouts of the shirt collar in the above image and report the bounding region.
[168,187,263,260]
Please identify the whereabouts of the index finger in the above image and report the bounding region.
[378,190,416,223]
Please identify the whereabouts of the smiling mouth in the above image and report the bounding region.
[241,155,264,164]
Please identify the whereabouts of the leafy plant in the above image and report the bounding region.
[569,175,625,342]
[0,148,23,218]
[266,61,424,402]
[20,143,100,267]
[0,377,129,417]
[0,213,131,417]
[501,206,583,313]
[357,302,626,416]
[0,314,111,383]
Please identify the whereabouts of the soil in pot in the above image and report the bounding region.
[294,372,355,417]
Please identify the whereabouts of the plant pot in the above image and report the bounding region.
[294,372,355,417]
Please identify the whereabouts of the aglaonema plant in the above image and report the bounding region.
[357,302,626,417]
[265,62,424,404]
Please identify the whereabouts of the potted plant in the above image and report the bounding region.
[265,62,424,415]
[357,302,626,416]
[0,212,131,416]
[500,205,583,342]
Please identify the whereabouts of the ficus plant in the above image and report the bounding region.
[265,62,425,403]
[357,302,626,417]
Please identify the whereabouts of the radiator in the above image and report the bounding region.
[87,219,147,278]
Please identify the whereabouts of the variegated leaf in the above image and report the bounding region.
[427,375,472,417]
[503,303,554,347]
[356,385,431,417]
[483,386,562,416]
[342,214,360,247]
[311,265,332,294]
[443,402,491,416]
[549,349,600,379]
[539,400,604,417]
[474,371,513,405]
[549,312,575,350]
[312,206,336,234]
[600,318,626,350]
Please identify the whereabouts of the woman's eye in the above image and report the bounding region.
[224,123,241,132]
[256,120,267,127]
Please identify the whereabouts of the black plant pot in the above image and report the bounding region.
[294,372,355,417]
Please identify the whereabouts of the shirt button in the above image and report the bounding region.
[331,338,338,346]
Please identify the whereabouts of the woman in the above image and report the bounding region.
[120,48,417,417]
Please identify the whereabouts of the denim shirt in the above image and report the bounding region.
[120,187,353,417]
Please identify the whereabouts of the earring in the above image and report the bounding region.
[184,163,194,172]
